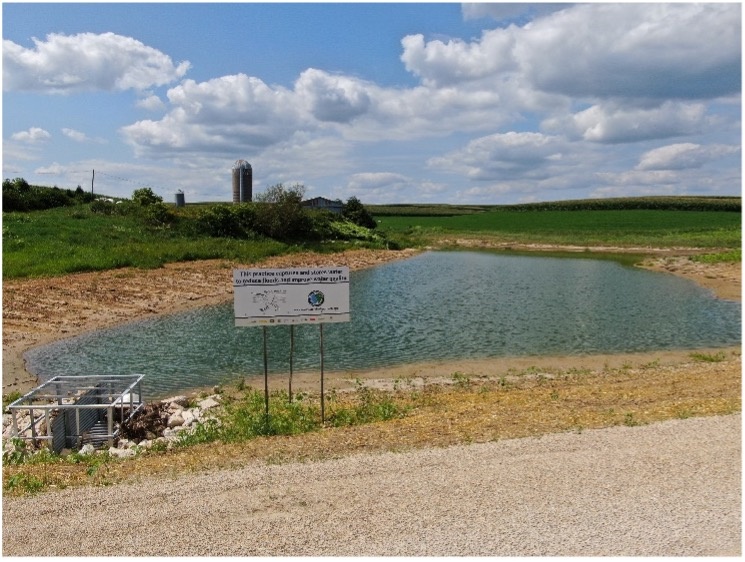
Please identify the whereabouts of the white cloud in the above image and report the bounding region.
[544,101,707,144]
[429,132,572,181]
[3,32,190,93]
[400,29,517,87]
[515,3,740,101]
[295,69,372,123]
[11,127,51,143]
[122,74,311,156]
[136,92,166,111]
[636,143,740,171]
[405,3,739,103]
[61,128,88,142]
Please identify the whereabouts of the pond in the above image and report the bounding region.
[25,251,741,398]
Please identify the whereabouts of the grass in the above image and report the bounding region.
[2,206,291,279]
[3,351,740,496]
[377,209,741,248]
[692,248,742,263]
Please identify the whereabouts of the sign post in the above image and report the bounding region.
[233,267,350,424]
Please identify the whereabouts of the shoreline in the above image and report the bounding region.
[2,245,740,396]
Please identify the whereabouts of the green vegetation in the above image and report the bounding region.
[378,209,741,248]
[692,248,742,263]
[178,384,407,448]
[2,181,390,280]
[369,196,741,215]
[2,177,97,212]
[689,351,728,362]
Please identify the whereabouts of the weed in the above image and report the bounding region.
[623,413,640,427]
[689,351,727,363]
[3,390,23,411]
[2,437,31,464]
[451,372,471,388]
[4,473,44,494]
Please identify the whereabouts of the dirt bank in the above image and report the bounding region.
[2,246,740,395]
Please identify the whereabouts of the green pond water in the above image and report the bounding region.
[25,251,741,398]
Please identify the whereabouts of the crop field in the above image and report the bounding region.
[376,209,742,248]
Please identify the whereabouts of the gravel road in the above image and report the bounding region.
[3,414,740,556]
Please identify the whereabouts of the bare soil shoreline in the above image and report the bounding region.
[2,245,740,396]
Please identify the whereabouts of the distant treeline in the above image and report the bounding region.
[3,178,97,212]
[370,196,741,216]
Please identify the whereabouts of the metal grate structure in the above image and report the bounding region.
[6,375,145,452]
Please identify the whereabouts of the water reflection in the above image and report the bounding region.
[26,251,741,397]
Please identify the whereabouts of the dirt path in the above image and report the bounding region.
[2,246,740,395]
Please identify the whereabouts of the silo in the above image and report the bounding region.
[175,190,186,207]
[232,160,253,203]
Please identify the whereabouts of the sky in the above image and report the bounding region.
[2,2,742,205]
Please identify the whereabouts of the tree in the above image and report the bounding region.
[254,183,305,203]
[132,187,162,206]
[254,183,313,240]
[343,196,376,229]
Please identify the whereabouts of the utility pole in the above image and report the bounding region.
[91,170,95,193]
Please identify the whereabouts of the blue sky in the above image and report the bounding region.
[2,2,741,204]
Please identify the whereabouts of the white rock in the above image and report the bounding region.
[198,397,220,410]
[78,444,96,455]
[162,428,176,440]
[160,395,188,407]
[108,446,135,458]
[167,413,184,428]
[181,409,197,426]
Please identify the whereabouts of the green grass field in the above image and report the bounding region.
[2,206,295,279]
[377,209,741,248]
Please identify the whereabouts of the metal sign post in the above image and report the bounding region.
[289,325,294,403]
[262,326,269,421]
[320,324,325,423]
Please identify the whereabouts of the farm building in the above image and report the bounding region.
[301,197,344,214]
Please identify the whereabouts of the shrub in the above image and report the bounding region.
[253,184,314,240]
[132,187,162,206]
[90,199,116,215]
[343,196,377,229]
[195,204,254,238]
[143,202,176,227]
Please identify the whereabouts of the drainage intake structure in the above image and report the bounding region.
[6,375,145,453]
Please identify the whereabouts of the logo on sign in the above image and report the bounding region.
[308,290,325,307]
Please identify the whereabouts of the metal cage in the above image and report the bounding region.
[6,375,145,452]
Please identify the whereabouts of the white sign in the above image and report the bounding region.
[233,267,350,326]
